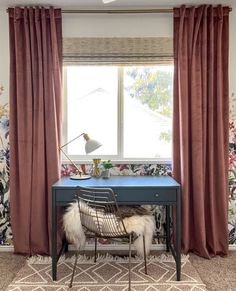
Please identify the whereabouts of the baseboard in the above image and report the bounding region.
[1,244,236,252]
[0,244,166,253]
[229,244,236,251]
[0,245,14,252]
[68,243,166,251]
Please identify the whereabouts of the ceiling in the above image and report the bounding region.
[0,0,234,9]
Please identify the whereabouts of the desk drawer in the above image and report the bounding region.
[114,188,177,203]
[56,189,76,202]
[55,188,177,204]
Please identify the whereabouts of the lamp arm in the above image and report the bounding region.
[60,133,85,175]
[60,147,82,175]
[60,133,85,150]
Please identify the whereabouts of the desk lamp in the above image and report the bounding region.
[60,133,102,180]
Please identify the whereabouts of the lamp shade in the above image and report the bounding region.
[60,133,102,180]
[83,133,102,154]
[85,138,102,154]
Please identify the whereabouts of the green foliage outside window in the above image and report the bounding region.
[125,67,173,118]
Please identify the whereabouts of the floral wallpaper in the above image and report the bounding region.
[0,86,11,245]
[0,86,236,246]
[61,163,172,178]
[229,93,236,244]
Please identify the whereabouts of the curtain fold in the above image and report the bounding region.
[173,5,229,257]
[9,7,62,255]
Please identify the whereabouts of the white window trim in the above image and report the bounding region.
[61,159,172,165]
[62,66,173,164]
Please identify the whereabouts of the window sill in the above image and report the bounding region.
[61,159,172,165]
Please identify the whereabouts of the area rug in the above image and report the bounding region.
[6,254,206,291]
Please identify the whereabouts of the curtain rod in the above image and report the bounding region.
[62,8,173,14]
[6,7,232,14]
[61,7,232,14]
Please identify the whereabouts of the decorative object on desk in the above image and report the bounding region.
[60,133,102,180]
[92,158,101,177]
[101,159,113,179]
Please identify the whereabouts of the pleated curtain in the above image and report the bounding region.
[9,7,62,255]
[173,5,230,257]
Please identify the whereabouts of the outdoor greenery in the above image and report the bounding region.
[125,66,173,118]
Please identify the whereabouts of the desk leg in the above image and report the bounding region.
[165,205,170,252]
[52,189,57,281]
[176,188,181,281]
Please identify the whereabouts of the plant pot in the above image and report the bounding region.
[102,169,110,179]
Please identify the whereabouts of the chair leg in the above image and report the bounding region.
[143,235,147,275]
[94,237,97,263]
[69,251,79,288]
[128,233,132,291]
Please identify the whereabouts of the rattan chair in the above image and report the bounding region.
[69,186,148,291]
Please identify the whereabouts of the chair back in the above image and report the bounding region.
[76,186,128,237]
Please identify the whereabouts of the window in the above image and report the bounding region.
[63,64,173,162]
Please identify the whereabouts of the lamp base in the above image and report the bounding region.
[70,174,92,180]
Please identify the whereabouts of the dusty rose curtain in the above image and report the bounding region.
[9,7,62,255]
[173,5,230,258]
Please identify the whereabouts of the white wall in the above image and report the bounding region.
[0,10,9,103]
[62,13,173,37]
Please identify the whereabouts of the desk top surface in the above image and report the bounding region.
[52,175,180,189]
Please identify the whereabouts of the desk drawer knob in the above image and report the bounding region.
[155,193,159,197]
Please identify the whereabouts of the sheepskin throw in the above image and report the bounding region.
[63,202,155,257]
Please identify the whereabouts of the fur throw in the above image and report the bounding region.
[63,202,155,257]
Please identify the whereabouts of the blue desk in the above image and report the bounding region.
[51,175,181,281]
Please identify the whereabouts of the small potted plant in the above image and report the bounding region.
[101,160,113,179]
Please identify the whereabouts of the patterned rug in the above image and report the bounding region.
[6,254,206,291]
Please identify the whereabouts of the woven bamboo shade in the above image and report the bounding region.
[63,37,173,65]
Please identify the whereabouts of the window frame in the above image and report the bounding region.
[62,65,172,164]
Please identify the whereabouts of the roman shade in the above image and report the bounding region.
[63,37,173,65]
